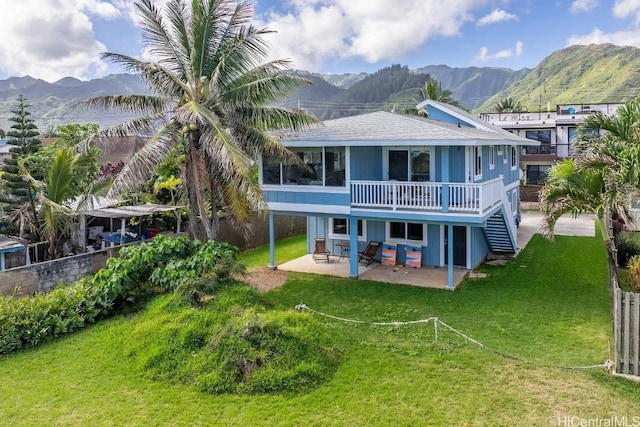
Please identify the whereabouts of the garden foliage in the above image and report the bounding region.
[614,232,640,267]
[0,236,239,355]
[0,235,340,395]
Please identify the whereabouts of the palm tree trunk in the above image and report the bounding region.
[27,183,41,241]
[206,169,219,240]
[185,140,206,241]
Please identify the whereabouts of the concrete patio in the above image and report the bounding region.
[275,211,597,290]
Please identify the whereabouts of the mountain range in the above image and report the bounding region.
[0,43,638,133]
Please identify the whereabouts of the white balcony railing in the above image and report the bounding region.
[351,177,504,215]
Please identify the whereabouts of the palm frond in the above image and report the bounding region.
[77,94,166,115]
[108,125,182,196]
[135,0,192,79]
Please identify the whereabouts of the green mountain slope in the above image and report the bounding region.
[477,43,640,113]
[415,65,530,109]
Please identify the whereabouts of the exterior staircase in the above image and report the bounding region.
[483,191,518,253]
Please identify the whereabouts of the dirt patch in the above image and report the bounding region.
[241,266,289,292]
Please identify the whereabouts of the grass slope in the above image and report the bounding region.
[0,233,639,426]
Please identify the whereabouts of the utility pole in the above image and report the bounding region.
[538,91,542,120]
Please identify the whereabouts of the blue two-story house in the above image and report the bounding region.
[260,101,538,288]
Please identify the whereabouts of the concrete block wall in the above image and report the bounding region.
[0,247,118,297]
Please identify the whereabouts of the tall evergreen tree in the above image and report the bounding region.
[0,95,42,239]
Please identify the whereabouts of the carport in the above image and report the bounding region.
[77,203,183,249]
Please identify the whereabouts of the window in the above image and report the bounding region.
[329,218,366,241]
[503,145,508,164]
[262,156,281,185]
[526,165,550,184]
[387,221,425,244]
[388,149,432,182]
[525,130,552,154]
[474,146,482,179]
[411,151,430,181]
[325,147,346,186]
[525,130,551,144]
[283,149,323,185]
[510,146,517,170]
[489,145,495,170]
[262,147,346,187]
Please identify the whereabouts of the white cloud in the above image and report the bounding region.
[476,9,517,26]
[256,0,490,72]
[475,40,524,62]
[567,27,640,47]
[612,0,640,23]
[0,0,126,82]
[569,0,599,14]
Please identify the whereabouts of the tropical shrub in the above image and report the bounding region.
[0,237,240,355]
[615,232,640,267]
[0,278,111,354]
[627,255,640,293]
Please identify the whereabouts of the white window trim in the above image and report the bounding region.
[489,145,495,170]
[328,218,367,242]
[385,221,427,246]
[473,146,482,180]
[503,145,508,164]
[510,145,517,170]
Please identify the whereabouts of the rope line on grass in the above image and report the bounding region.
[294,302,613,372]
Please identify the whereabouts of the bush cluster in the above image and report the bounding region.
[614,232,640,267]
[0,236,239,355]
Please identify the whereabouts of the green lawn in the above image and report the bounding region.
[1,233,639,426]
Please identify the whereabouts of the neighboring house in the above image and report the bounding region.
[259,101,538,289]
[0,139,11,164]
[479,102,624,201]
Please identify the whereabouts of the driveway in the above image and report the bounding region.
[517,210,597,252]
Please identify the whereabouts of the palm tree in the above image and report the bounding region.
[494,97,523,114]
[419,80,461,108]
[19,149,79,260]
[83,0,316,241]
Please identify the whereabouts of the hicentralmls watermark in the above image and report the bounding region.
[557,416,640,427]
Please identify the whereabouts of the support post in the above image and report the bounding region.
[441,147,450,213]
[268,212,277,270]
[79,214,87,252]
[0,253,4,271]
[120,217,126,245]
[349,217,359,278]
[447,225,454,289]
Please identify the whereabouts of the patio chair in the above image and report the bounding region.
[358,241,382,266]
[312,238,331,263]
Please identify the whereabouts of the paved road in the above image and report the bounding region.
[517,211,597,252]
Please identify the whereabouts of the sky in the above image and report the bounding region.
[1,0,640,83]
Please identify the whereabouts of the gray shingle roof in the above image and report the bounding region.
[276,111,534,146]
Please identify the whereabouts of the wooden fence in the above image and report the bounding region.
[613,286,640,376]
[607,211,640,377]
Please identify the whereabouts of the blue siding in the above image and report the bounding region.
[470,226,490,268]
[264,190,350,206]
[449,146,466,182]
[427,107,474,127]
[307,216,488,268]
[351,146,383,180]
[307,216,327,253]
